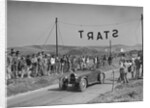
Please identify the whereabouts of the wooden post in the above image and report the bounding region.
[112,71,115,92]
[109,40,112,57]
[140,14,143,78]
[141,14,143,45]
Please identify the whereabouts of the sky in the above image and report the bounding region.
[7,1,143,47]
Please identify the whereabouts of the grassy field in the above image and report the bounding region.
[88,79,143,103]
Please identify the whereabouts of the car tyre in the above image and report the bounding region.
[59,79,68,90]
[98,73,102,84]
[79,78,87,92]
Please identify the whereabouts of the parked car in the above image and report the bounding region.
[59,69,105,92]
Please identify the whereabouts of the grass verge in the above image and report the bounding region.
[88,79,143,103]
[7,75,60,97]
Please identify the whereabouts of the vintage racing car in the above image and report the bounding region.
[59,69,105,92]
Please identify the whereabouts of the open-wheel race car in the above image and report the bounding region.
[59,69,105,92]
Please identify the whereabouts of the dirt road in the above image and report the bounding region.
[7,69,120,108]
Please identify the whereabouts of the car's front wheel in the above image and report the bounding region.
[79,78,87,92]
[59,79,68,90]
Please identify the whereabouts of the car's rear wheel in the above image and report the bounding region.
[79,78,87,92]
[98,73,102,84]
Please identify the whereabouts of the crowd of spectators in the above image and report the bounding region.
[6,49,113,80]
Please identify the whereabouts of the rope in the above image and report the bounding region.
[42,23,55,51]
[39,17,141,51]
[58,18,140,27]
[33,22,55,46]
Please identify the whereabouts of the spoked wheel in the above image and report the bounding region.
[79,78,87,92]
[98,73,102,84]
[59,79,68,90]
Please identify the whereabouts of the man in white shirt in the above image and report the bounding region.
[50,55,56,74]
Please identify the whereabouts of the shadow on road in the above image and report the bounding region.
[48,81,113,93]
[48,87,80,92]
[88,81,113,86]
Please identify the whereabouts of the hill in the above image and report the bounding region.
[7,44,142,56]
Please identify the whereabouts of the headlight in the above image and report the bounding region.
[75,76,78,79]
[74,73,78,79]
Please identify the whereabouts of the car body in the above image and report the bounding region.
[59,69,105,92]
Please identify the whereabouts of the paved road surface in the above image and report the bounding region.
[7,69,120,108]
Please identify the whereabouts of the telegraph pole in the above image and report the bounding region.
[141,14,143,48]
[55,17,58,57]
[141,14,143,78]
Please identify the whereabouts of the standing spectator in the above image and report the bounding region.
[55,56,60,74]
[103,55,107,66]
[131,58,136,79]
[20,56,27,78]
[134,56,141,79]
[50,55,56,74]
[118,59,124,83]
[139,54,143,78]
[11,51,18,79]
[37,52,44,76]
[81,56,86,70]
[93,56,98,69]
[43,54,48,76]
[86,56,90,69]
[47,54,51,76]
[108,56,112,65]
[67,55,72,72]
[96,56,100,68]
[6,52,13,80]
[31,54,38,77]
[71,56,78,72]
[118,56,128,83]
[15,51,21,78]
[60,55,65,74]
[66,55,70,72]
[26,55,32,78]
[123,60,130,83]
